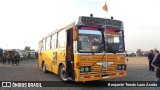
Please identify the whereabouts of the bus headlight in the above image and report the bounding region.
[80,66,91,73]
[80,67,85,72]
[117,64,126,70]
[85,67,89,72]
[122,65,125,69]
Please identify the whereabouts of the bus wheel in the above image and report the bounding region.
[42,62,47,73]
[59,65,68,82]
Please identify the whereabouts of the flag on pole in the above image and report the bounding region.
[103,2,108,12]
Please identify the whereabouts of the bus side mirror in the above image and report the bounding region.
[73,28,78,41]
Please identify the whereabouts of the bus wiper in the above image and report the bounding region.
[92,44,104,54]
[106,43,116,54]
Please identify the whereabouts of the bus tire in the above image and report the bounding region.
[42,62,47,73]
[59,64,68,82]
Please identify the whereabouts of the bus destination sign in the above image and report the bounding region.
[78,16,122,27]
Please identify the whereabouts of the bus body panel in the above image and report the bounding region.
[74,54,127,82]
[39,48,67,74]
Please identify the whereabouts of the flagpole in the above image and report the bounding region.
[103,2,108,69]
[105,3,107,70]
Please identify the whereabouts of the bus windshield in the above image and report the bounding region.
[104,28,125,53]
[78,29,103,53]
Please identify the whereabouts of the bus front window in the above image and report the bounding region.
[105,29,125,53]
[78,29,103,53]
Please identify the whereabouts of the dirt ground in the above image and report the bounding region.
[127,57,149,67]
[125,57,156,81]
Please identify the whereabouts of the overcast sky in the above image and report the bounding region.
[0,0,160,51]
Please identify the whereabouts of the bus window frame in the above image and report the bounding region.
[51,33,57,49]
[104,29,125,53]
[77,28,104,53]
[46,36,51,50]
[42,39,46,51]
[57,29,66,48]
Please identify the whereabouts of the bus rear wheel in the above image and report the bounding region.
[42,62,47,73]
[59,65,68,82]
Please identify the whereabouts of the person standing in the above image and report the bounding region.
[2,55,6,65]
[152,49,160,81]
[14,52,20,66]
[35,52,38,59]
[0,48,3,62]
[148,50,155,71]
[11,53,15,66]
[28,52,31,59]
[6,53,11,66]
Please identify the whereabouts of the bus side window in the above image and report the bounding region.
[51,33,57,49]
[42,39,46,50]
[46,36,51,50]
[58,30,66,48]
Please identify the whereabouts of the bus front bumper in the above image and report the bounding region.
[75,71,127,82]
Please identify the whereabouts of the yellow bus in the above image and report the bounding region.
[38,15,127,82]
